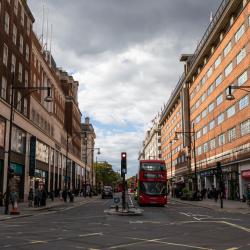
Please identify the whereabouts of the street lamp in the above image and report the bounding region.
[174,123,197,195]
[5,74,53,215]
[226,85,250,100]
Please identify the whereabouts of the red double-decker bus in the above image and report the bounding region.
[137,160,167,206]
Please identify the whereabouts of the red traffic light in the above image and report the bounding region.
[121,152,126,159]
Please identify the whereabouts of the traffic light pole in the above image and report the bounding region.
[122,172,126,210]
[121,152,127,210]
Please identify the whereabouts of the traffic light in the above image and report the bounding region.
[121,152,127,175]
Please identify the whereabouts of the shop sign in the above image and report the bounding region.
[200,169,216,177]
[242,170,250,178]
[29,136,36,176]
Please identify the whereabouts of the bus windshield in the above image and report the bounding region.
[140,181,167,195]
[140,163,166,171]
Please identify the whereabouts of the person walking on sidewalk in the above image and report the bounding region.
[62,189,67,202]
[28,188,34,207]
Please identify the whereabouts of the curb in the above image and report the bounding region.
[172,199,250,214]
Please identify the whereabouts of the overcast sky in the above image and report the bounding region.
[28,0,220,177]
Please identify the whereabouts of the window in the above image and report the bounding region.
[20,36,24,54]
[17,92,22,111]
[215,74,222,87]
[217,113,224,125]
[27,19,31,35]
[11,54,16,73]
[207,84,214,96]
[26,45,30,62]
[225,62,233,77]
[236,47,246,64]
[218,134,225,146]
[202,109,207,119]
[239,95,249,110]
[195,115,201,124]
[201,76,206,86]
[241,119,250,136]
[238,71,247,86]
[197,146,202,155]
[203,142,208,153]
[196,130,202,139]
[203,126,208,135]
[25,70,28,87]
[201,92,206,103]
[235,24,245,42]
[227,105,235,118]
[224,41,232,57]
[14,0,18,15]
[23,99,28,116]
[1,76,7,100]
[208,102,214,112]
[209,120,215,130]
[228,127,236,142]
[216,94,223,106]
[21,7,25,26]
[3,44,8,66]
[4,12,10,34]
[207,67,213,78]
[13,24,17,45]
[18,63,22,82]
[214,56,221,68]
[210,138,216,150]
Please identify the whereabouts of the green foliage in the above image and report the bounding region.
[95,162,121,188]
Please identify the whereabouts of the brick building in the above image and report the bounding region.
[160,0,250,200]
[0,0,85,201]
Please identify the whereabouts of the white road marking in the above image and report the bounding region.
[110,236,213,250]
[180,212,191,217]
[181,220,250,233]
[78,232,103,237]
[225,248,239,250]
[30,240,48,244]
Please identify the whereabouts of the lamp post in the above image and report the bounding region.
[174,123,197,194]
[170,140,173,197]
[5,74,52,215]
[226,85,250,100]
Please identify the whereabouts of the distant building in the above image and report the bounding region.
[81,117,96,187]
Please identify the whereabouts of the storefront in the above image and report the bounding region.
[10,162,25,201]
[241,170,250,199]
[34,169,48,191]
[0,117,5,194]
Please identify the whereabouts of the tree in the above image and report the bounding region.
[95,162,121,189]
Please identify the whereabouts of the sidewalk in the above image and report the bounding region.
[0,195,97,221]
[170,197,250,214]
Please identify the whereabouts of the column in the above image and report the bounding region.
[3,119,10,193]
[24,133,31,201]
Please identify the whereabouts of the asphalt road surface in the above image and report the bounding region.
[0,197,249,250]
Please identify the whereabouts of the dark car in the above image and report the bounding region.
[102,186,113,199]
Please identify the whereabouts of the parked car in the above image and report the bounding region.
[102,186,113,199]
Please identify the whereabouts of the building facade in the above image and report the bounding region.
[81,117,96,188]
[140,119,161,161]
[159,0,250,200]
[0,0,85,201]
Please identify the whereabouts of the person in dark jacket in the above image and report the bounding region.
[62,189,67,202]
[28,188,34,207]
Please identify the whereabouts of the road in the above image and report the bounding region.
[0,196,249,250]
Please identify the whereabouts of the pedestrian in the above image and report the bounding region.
[214,189,218,202]
[59,189,63,201]
[38,189,42,207]
[41,189,47,206]
[62,189,67,202]
[50,190,54,202]
[28,188,34,207]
